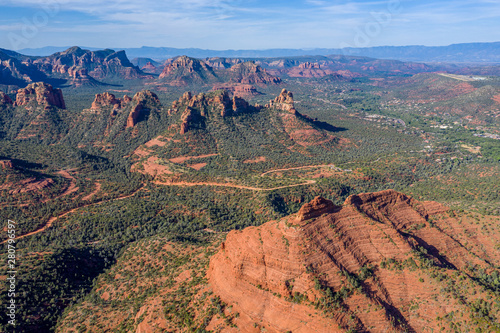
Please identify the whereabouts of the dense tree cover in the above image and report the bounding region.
[0,247,116,332]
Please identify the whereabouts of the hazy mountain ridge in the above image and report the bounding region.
[4,46,500,92]
[18,41,500,63]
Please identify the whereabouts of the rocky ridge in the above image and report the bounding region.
[227,61,282,85]
[14,82,65,109]
[0,159,14,169]
[171,90,259,134]
[0,50,47,87]
[266,88,298,114]
[32,46,145,83]
[159,56,217,86]
[208,189,500,332]
[127,90,161,128]
[204,57,243,69]
[90,92,131,112]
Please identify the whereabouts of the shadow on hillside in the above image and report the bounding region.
[299,113,347,133]
[0,156,46,170]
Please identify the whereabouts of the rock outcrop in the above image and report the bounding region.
[7,177,55,194]
[91,92,120,110]
[0,159,14,169]
[0,91,13,105]
[295,196,336,224]
[32,46,144,82]
[171,90,261,134]
[232,96,250,114]
[228,61,281,85]
[159,56,217,85]
[91,92,131,111]
[126,104,143,128]
[141,61,157,73]
[179,107,195,134]
[266,89,297,114]
[208,189,499,333]
[286,62,340,78]
[126,90,161,128]
[14,82,65,109]
[175,91,231,133]
[299,62,320,69]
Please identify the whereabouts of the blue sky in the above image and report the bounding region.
[0,0,499,51]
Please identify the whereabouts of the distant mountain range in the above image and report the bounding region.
[1,46,450,90]
[18,42,500,63]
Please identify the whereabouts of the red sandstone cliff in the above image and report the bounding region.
[126,90,161,128]
[0,92,13,105]
[91,92,131,111]
[208,189,500,332]
[228,62,281,85]
[14,82,65,109]
[266,88,297,114]
[32,46,145,82]
[171,90,259,134]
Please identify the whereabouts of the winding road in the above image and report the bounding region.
[2,184,146,244]
[154,179,316,191]
[5,165,333,242]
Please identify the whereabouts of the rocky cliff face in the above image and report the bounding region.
[91,92,131,111]
[159,55,217,86]
[32,46,144,82]
[228,61,281,85]
[179,107,196,134]
[0,91,13,105]
[266,89,297,114]
[14,82,65,109]
[141,61,158,73]
[208,189,500,332]
[126,90,161,128]
[287,63,339,78]
[127,90,161,128]
[67,67,100,87]
[172,90,258,134]
[0,50,47,87]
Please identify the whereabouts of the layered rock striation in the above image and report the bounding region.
[32,46,145,82]
[228,61,281,85]
[14,82,65,109]
[266,89,297,114]
[126,90,161,128]
[208,189,499,332]
[159,56,217,86]
[171,90,259,135]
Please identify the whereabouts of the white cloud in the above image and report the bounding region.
[1,0,499,49]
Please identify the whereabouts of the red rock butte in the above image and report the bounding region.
[14,82,66,109]
[126,90,161,128]
[266,88,298,114]
[208,189,499,332]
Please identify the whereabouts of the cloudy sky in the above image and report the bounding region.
[0,0,499,51]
